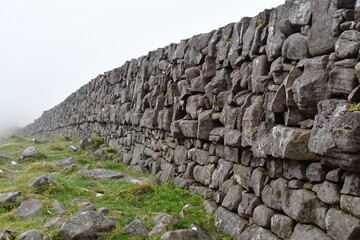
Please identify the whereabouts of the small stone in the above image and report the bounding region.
[203,200,218,215]
[326,168,344,182]
[0,230,17,240]
[18,230,44,240]
[215,207,249,239]
[29,174,56,187]
[19,147,39,160]
[80,137,94,149]
[160,229,198,240]
[69,145,78,152]
[0,192,23,206]
[290,223,332,240]
[288,179,304,189]
[124,219,148,237]
[221,185,244,212]
[341,195,360,218]
[52,200,66,215]
[306,163,327,182]
[43,217,65,229]
[97,207,110,215]
[183,204,194,209]
[179,210,187,218]
[341,173,360,197]
[154,214,179,227]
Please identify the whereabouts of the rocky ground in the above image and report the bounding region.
[0,136,229,240]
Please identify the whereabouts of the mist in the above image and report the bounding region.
[0,0,285,131]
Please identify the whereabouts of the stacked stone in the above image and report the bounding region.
[22,0,360,239]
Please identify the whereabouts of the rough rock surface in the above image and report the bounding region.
[16,199,44,218]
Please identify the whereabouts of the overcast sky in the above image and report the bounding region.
[0,0,284,135]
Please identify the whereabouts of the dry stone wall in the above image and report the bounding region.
[22,0,360,239]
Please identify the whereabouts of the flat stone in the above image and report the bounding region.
[77,169,149,184]
[160,229,198,240]
[239,225,280,240]
[325,208,360,240]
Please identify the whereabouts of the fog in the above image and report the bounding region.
[0,0,284,136]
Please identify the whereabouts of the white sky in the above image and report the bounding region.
[0,0,284,133]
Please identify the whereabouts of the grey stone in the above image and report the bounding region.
[20,147,39,160]
[266,5,287,61]
[0,230,17,240]
[16,199,43,218]
[326,168,343,182]
[262,178,289,211]
[43,217,65,229]
[54,157,77,166]
[80,137,94,149]
[154,214,179,227]
[18,230,44,240]
[253,204,277,228]
[174,146,188,165]
[193,164,216,186]
[233,164,253,189]
[328,59,358,95]
[250,167,269,197]
[342,173,360,197]
[178,120,198,138]
[203,200,218,215]
[266,126,316,161]
[310,100,360,171]
[292,55,330,118]
[251,55,270,93]
[209,159,233,190]
[189,185,213,198]
[290,223,332,240]
[341,195,360,218]
[313,181,341,204]
[52,200,66,215]
[224,129,242,147]
[221,185,243,211]
[239,225,280,240]
[29,174,56,187]
[282,33,310,60]
[308,0,337,56]
[283,159,308,181]
[77,169,149,184]
[215,207,249,239]
[288,0,312,26]
[59,211,116,240]
[325,208,360,240]
[335,30,360,58]
[282,189,327,229]
[160,229,198,240]
[0,192,23,206]
[237,191,262,219]
[306,163,327,182]
[271,214,295,239]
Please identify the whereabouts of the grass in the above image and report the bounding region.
[0,135,230,240]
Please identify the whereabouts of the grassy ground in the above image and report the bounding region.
[0,135,230,240]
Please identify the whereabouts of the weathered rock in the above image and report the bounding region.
[309,100,360,171]
[221,185,243,211]
[160,229,198,240]
[203,200,218,214]
[178,120,198,138]
[325,208,360,240]
[54,157,77,166]
[271,214,295,239]
[239,225,280,240]
[193,164,216,186]
[215,207,249,239]
[20,147,39,159]
[59,211,116,240]
[123,219,148,237]
[29,174,56,187]
[18,230,45,240]
[16,199,44,218]
[52,200,66,215]
[342,173,360,197]
[233,164,253,189]
[313,181,341,204]
[43,217,65,229]
[154,214,179,227]
[282,189,327,229]
[77,169,149,184]
[307,0,337,56]
[266,126,316,161]
[282,33,310,60]
[290,223,332,240]
[0,230,17,240]
[262,178,288,211]
[292,55,330,118]
[341,195,360,218]
[328,59,358,95]
[306,163,327,182]
[237,192,262,219]
[253,204,277,228]
[335,30,360,58]
[174,146,188,165]
[209,159,233,190]
[0,192,23,206]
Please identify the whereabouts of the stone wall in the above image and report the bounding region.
[22,0,360,239]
